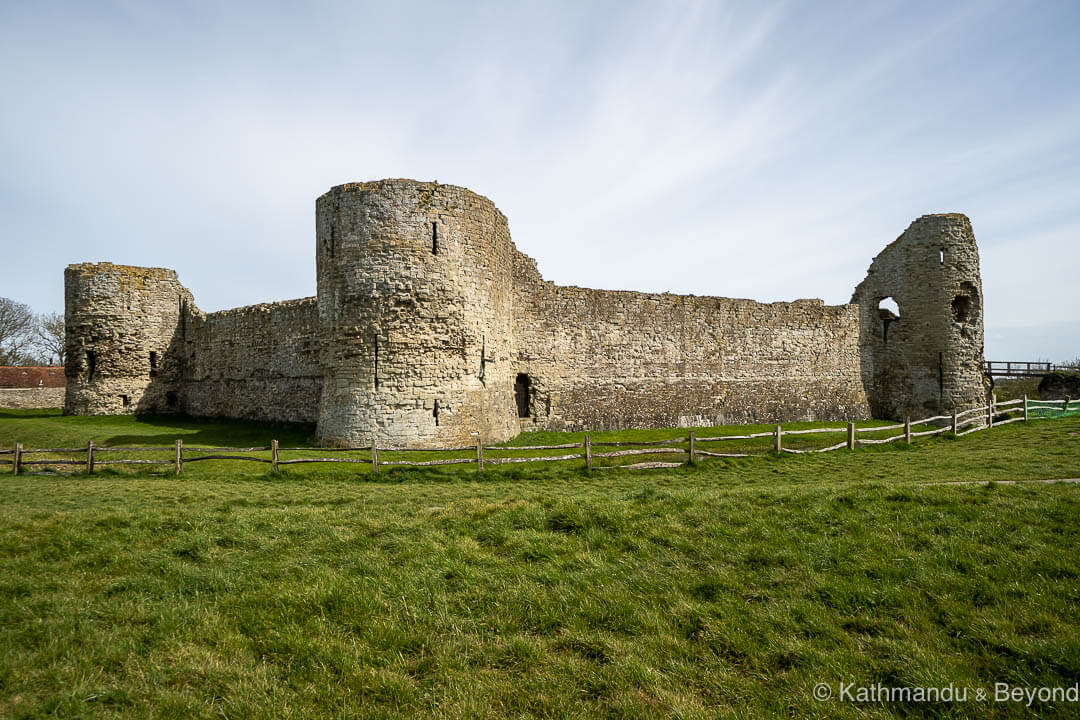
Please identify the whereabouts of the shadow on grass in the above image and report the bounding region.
[99,414,316,448]
[0,409,62,419]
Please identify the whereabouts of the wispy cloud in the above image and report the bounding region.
[0,0,1077,359]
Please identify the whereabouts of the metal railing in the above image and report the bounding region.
[985,361,1078,378]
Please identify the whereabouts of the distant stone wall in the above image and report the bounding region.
[0,388,65,409]
[183,298,322,423]
[511,253,870,431]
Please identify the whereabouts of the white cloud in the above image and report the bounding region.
[0,0,1076,366]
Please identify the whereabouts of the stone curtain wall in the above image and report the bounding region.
[511,253,871,431]
[182,298,322,423]
[63,180,984,445]
[0,388,65,409]
[64,263,321,423]
[315,181,518,447]
[851,214,986,419]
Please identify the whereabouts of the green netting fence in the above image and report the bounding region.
[1027,397,1080,419]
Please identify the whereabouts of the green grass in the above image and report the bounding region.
[0,409,316,450]
[1,412,1079,718]
[0,409,972,476]
[993,377,1042,402]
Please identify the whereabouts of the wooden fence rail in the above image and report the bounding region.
[3,395,1076,475]
[985,361,1080,377]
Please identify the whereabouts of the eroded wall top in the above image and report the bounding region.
[62,181,987,443]
[851,213,985,418]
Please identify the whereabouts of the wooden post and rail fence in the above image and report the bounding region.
[1,396,1075,476]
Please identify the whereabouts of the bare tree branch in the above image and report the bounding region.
[34,312,65,365]
[0,297,37,365]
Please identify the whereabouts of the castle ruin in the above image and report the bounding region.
[64,179,986,447]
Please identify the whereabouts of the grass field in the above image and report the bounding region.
[1,411,1079,718]
[0,408,1033,477]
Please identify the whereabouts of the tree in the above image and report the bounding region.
[34,312,65,365]
[0,297,36,365]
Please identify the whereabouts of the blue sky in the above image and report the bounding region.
[2,0,1078,361]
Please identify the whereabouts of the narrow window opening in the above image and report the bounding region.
[939,248,945,265]
[938,352,945,398]
[432,222,438,254]
[86,350,96,381]
[515,374,531,418]
[166,391,178,409]
[329,226,335,259]
[121,394,130,408]
[374,336,380,390]
[149,351,158,377]
[433,399,440,426]
[479,334,495,384]
[877,297,900,344]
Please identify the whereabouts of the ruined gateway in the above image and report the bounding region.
[64,179,986,448]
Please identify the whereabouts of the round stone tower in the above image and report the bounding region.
[315,180,518,448]
[64,263,193,415]
[851,214,986,419]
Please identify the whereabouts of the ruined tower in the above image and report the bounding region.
[315,180,519,447]
[62,180,988,445]
[851,214,986,419]
[64,263,192,415]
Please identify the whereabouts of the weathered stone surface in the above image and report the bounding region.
[63,180,987,446]
[851,214,986,419]
[512,252,869,430]
[184,298,321,423]
[65,263,193,416]
[0,388,65,409]
[315,180,517,447]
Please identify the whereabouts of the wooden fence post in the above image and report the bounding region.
[175,439,183,475]
[688,430,696,465]
[904,414,912,444]
[847,422,856,450]
[1023,395,1029,422]
[86,440,95,474]
[774,425,782,454]
[371,440,379,474]
[987,397,994,428]
[13,443,21,475]
[952,409,958,436]
[1065,396,1072,416]
[584,434,592,471]
[271,439,279,473]
[476,437,484,473]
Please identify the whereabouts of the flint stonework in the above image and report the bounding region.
[64,179,987,448]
